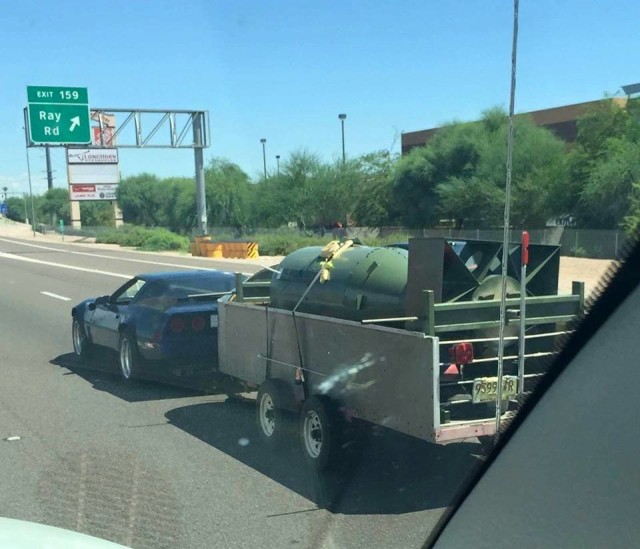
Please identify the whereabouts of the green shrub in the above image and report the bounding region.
[119,226,153,247]
[95,224,144,246]
[364,232,413,247]
[255,229,331,256]
[96,225,189,252]
[253,229,414,256]
[140,230,189,252]
[95,225,415,257]
[95,228,123,245]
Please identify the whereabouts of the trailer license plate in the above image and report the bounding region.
[472,375,518,403]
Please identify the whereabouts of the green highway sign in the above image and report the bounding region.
[27,86,90,145]
[28,104,91,144]
[27,86,88,105]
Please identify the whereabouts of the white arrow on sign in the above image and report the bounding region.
[69,116,80,132]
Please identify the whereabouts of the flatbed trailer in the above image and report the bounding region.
[215,239,584,470]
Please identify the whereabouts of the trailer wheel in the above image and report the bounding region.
[300,396,340,472]
[478,436,495,457]
[256,380,293,445]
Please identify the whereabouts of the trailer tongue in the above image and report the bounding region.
[216,238,583,470]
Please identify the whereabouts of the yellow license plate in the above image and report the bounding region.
[472,375,518,403]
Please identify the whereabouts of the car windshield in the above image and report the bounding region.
[168,275,236,297]
[0,2,635,548]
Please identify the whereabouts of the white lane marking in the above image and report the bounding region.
[0,251,131,279]
[41,291,71,301]
[0,237,213,271]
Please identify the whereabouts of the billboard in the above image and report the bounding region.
[68,163,119,184]
[92,126,116,146]
[69,184,118,201]
[67,148,118,164]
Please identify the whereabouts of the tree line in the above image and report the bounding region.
[6,97,640,235]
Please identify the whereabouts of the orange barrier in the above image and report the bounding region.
[220,241,260,259]
[247,242,259,258]
[192,235,212,257]
[202,242,224,258]
[190,239,259,259]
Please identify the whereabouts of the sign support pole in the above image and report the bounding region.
[193,113,208,236]
[45,146,53,190]
[25,148,36,237]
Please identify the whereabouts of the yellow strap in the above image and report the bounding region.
[319,239,353,284]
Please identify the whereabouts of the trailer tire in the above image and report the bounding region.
[300,396,341,472]
[256,380,294,445]
[478,436,495,457]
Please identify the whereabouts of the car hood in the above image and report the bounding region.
[0,516,129,548]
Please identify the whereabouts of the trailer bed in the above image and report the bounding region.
[218,300,440,441]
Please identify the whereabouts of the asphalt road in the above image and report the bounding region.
[0,236,484,548]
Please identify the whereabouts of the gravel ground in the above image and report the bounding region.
[559,256,615,299]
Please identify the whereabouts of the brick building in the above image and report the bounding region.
[401,97,628,154]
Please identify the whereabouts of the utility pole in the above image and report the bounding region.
[276,155,280,176]
[45,145,53,190]
[193,112,208,236]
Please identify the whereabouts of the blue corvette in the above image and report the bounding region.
[71,270,236,380]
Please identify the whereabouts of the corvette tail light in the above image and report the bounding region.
[449,342,474,365]
[191,316,206,332]
[169,317,185,333]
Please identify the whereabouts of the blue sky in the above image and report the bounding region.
[2,0,638,195]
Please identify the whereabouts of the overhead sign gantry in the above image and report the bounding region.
[24,86,211,235]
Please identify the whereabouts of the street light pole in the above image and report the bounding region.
[338,113,347,163]
[276,155,280,176]
[260,138,267,179]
